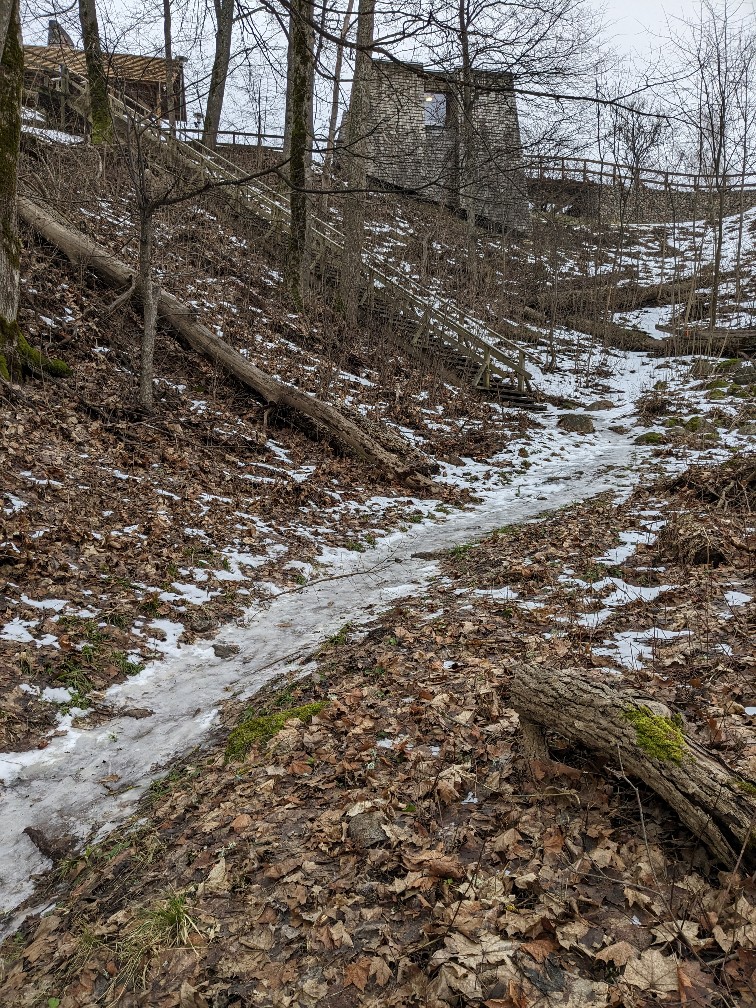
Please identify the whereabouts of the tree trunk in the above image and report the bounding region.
[284,0,315,304]
[0,0,22,380]
[0,0,14,58]
[457,0,478,287]
[202,0,234,148]
[163,0,176,138]
[138,210,157,411]
[77,0,112,144]
[708,186,726,336]
[18,196,436,486]
[338,0,374,326]
[510,665,756,869]
[321,0,355,190]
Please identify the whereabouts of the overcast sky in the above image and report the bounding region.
[606,0,754,59]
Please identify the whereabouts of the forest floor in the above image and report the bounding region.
[2,135,756,1006]
[2,458,755,1007]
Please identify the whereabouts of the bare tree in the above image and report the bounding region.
[203,0,235,147]
[610,95,668,186]
[284,0,316,303]
[322,0,355,185]
[668,0,756,334]
[163,0,176,137]
[338,0,375,324]
[0,0,22,379]
[77,0,113,142]
[1,0,70,379]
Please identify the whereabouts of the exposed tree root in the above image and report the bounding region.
[0,317,71,380]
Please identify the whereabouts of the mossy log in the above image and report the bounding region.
[510,664,756,868]
[18,196,437,487]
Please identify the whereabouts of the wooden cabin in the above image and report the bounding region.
[23,22,187,128]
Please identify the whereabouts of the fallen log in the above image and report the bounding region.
[18,196,437,488]
[510,665,756,869]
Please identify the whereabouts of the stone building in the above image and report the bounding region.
[353,58,530,231]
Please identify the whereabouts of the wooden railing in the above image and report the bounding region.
[160,125,756,195]
[60,75,538,391]
[177,127,287,149]
[525,155,756,193]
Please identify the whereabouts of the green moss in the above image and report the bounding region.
[17,332,71,377]
[663,417,683,428]
[735,779,756,797]
[0,320,71,380]
[707,389,727,400]
[684,415,709,432]
[623,705,686,763]
[634,431,666,445]
[225,702,327,763]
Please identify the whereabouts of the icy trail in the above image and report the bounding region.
[0,358,657,932]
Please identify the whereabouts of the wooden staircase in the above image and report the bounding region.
[59,79,545,410]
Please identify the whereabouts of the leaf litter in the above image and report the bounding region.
[3,472,755,1007]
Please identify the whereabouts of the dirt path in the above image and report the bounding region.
[0,411,642,931]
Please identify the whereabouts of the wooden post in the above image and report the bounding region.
[59,64,69,129]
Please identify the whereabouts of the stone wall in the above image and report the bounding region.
[359,59,530,232]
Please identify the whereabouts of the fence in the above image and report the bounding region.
[525,156,756,193]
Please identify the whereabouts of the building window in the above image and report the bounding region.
[424,92,447,127]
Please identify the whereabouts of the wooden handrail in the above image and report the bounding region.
[58,74,536,386]
[524,154,756,192]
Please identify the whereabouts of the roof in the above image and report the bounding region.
[24,44,179,85]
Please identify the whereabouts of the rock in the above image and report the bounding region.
[23,826,76,863]
[213,643,240,659]
[585,399,615,411]
[557,413,595,434]
[635,431,667,445]
[348,812,387,848]
[730,364,756,385]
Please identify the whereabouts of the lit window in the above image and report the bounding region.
[424,92,447,127]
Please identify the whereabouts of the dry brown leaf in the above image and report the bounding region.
[623,948,679,993]
[370,956,392,987]
[595,940,638,966]
[343,956,372,991]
